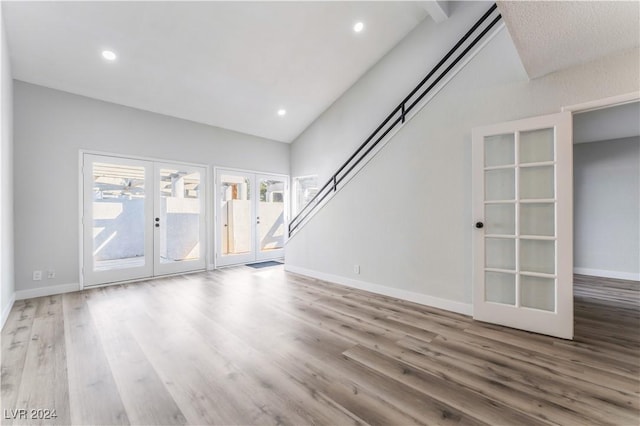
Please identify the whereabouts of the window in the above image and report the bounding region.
[293,175,318,215]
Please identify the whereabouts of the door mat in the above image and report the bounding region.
[246,261,283,269]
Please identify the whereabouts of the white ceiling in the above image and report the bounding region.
[498,1,640,79]
[2,1,432,143]
[574,102,640,144]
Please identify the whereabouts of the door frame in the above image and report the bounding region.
[561,91,640,114]
[78,150,210,289]
[213,166,289,268]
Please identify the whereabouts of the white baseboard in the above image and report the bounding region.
[1,292,16,331]
[574,267,640,281]
[285,264,472,316]
[15,282,81,301]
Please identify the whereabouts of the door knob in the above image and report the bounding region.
[155,223,160,228]
[475,221,484,229]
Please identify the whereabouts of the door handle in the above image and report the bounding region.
[475,221,484,229]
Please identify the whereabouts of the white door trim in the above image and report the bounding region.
[79,149,209,168]
[562,91,640,113]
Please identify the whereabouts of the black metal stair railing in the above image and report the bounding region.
[288,4,502,237]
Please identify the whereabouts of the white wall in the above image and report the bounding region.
[13,81,290,293]
[574,137,640,280]
[1,7,15,327]
[286,4,640,311]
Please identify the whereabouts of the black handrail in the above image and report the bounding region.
[289,4,502,237]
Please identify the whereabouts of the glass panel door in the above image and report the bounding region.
[154,163,207,275]
[83,154,153,286]
[472,112,572,339]
[216,170,255,266]
[215,169,288,267]
[83,154,208,287]
[256,175,287,261]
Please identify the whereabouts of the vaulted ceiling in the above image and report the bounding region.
[2,1,435,143]
[3,1,638,144]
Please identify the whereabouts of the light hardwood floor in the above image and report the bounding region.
[1,267,638,425]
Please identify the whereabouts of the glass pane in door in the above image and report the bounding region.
[520,128,554,163]
[484,133,514,167]
[92,162,146,271]
[485,238,516,270]
[485,169,515,201]
[221,174,252,256]
[485,271,516,305]
[520,166,555,199]
[520,275,555,311]
[158,168,201,263]
[257,178,285,253]
[520,203,555,236]
[520,239,555,274]
[485,203,515,235]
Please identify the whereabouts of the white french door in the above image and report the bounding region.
[153,162,207,276]
[215,169,287,267]
[82,154,206,287]
[472,112,573,339]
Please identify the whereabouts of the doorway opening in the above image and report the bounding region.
[572,101,639,281]
[571,100,639,342]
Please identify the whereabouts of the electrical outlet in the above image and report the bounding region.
[47,270,56,279]
[33,270,42,281]
[354,264,360,274]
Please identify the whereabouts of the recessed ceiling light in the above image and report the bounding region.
[353,22,364,33]
[102,50,117,61]
[277,109,287,117]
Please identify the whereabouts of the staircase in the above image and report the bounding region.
[289,3,503,237]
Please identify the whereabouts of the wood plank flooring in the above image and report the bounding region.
[1,268,638,425]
